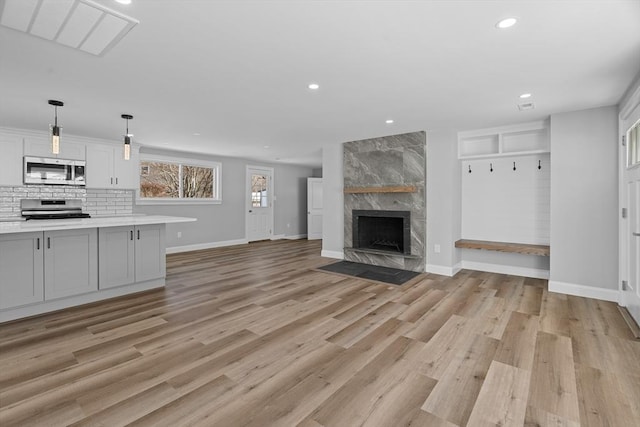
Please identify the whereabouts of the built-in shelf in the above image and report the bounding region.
[344,185,417,194]
[458,120,550,159]
[455,239,550,256]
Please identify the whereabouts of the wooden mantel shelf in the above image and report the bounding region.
[344,185,417,194]
[455,239,550,256]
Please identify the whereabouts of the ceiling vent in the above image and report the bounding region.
[0,0,139,56]
[518,102,535,111]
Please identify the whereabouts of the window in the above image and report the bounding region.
[251,173,268,207]
[138,155,221,204]
[628,119,640,168]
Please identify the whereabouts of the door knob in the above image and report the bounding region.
[249,210,253,213]
[633,232,640,237]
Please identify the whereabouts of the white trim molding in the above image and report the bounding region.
[321,249,344,259]
[461,260,549,280]
[548,280,619,303]
[284,234,308,240]
[426,263,462,277]
[270,234,308,240]
[166,238,248,254]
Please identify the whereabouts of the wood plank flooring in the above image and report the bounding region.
[1,239,639,426]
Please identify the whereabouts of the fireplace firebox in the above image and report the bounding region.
[352,210,411,255]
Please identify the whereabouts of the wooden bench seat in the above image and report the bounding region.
[454,239,550,256]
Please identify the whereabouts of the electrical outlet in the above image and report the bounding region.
[177,231,182,238]
[434,244,441,253]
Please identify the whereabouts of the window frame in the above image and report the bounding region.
[136,153,222,205]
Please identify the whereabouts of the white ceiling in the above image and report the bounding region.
[1,0,639,167]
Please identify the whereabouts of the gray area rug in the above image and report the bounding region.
[318,261,420,285]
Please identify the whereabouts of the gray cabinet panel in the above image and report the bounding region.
[44,228,98,300]
[134,224,166,282]
[98,226,135,289]
[0,232,44,309]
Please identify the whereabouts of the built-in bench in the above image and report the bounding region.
[454,239,550,256]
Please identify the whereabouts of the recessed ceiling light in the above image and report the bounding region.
[496,18,517,29]
[115,0,132,4]
[385,119,394,124]
[193,132,201,136]
[308,83,319,90]
[520,93,532,99]
[263,145,270,149]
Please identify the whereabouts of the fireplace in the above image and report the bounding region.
[352,210,411,255]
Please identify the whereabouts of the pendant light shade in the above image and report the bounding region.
[121,114,133,160]
[48,100,63,154]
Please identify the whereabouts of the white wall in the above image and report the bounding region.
[134,147,314,250]
[425,129,461,275]
[549,105,619,301]
[321,143,344,259]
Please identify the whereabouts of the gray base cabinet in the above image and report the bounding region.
[98,226,135,289]
[45,228,98,300]
[0,228,98,309]
[98,224,165,289]
[135,224,166,283]
[0,232,44,309]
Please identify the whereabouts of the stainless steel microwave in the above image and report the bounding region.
[23,156,86,186]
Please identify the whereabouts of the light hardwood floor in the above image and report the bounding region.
[1,239,639,426]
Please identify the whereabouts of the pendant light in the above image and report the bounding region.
[121,114,133,160]
[48,100,64,154]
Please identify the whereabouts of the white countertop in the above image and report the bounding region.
[0,215,196,234]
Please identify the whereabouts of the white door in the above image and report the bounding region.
[247,166,274,242]
[622,117,640,326]
[307,178,323,240]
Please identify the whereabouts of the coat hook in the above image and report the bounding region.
[468,165,472,173]
[513,161,516,171]
[490,163,493,172]
[538,160,542,170]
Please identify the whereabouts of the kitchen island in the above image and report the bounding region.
[0,215,195,322]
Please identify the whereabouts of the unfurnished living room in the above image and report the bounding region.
[0,1,639,426]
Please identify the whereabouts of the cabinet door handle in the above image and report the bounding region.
[130,230,134,241]
[137,230,140,240]
[47,237,50,249]
[116,177,118,185]
[37,238,40,250]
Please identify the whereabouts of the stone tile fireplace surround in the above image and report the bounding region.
[343,131,426,272]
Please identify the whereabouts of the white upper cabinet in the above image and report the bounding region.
[458,120,550,159]
[0,133,23,186]
[24,135,86,160]
[85,143,139,189]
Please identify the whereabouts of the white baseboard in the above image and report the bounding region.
[461,260,549,280]
[321,249,344,259]
[166,238,248,254]
[548,280,619,302]
[426,263,462,277]
[271,234,308,241]
[284,234,308,240]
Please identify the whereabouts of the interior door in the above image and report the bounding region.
[307,178,323,240]
[626,167,640,324]
[247,166,273,242]
[623,118,640,326]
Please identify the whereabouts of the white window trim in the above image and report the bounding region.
[136,153,222,204]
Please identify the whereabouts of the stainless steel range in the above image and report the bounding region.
[21,199,91,220]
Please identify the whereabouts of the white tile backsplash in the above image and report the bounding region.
[0,185,133,218]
